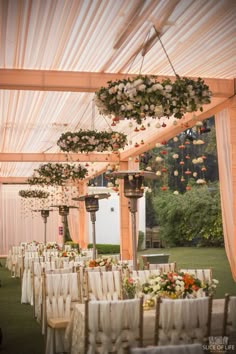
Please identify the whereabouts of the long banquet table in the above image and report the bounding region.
[63,299,225,354]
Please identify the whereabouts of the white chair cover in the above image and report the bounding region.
[158,297,210,345]
[229,296,236,330]
[129,343,204,353]
[87,298,141,354]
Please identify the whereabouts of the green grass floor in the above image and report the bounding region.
[139,247,236,298]
[0,265,44,354]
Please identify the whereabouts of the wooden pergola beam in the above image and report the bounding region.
[0,152,120,163]
[0,69,234,98]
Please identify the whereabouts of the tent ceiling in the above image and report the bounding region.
[0,0,235,183]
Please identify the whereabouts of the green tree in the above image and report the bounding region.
[153,183,223,247]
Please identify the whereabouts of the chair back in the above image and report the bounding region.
[149,263,177,273]
[41,270,81,334]
[154,296,213,346]
[84,297,144,353]
[222,294,236,337]
[131,270,161,285]
[85,269,122,300]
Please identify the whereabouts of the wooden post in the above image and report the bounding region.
[77,181,88,249]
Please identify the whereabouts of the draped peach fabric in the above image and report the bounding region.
[215,109,236,281]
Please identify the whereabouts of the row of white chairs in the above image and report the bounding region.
[64,294,236,354]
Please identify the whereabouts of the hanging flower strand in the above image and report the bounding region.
[94,75,211,125]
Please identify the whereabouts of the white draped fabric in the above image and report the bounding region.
[0,185,61,255]
[215,110,236,280]
[131,270,161,285]
[158,297,210,345]
[67,207,80,243]
[130,343,204,354]
[87,299,141,354]
[229,296,236,331]
[87,270,122,300]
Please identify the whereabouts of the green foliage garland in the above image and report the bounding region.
[19,189,50,199]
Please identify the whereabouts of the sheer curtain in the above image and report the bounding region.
[215,109,236,281]
[0,185,61,255]
[67,208,80,243]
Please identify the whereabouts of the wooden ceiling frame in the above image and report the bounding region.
[0,70,235,184]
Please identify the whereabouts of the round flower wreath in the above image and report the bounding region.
[94,75,211,124]
[28,163,88,186]
[57,130,127,153]
[19,189,50,199]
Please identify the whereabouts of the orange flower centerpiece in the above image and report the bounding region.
[142,271,217,299]
[59,249,79,260]
[87,257,115,270]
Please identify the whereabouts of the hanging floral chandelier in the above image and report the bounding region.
[57,129,127,153]
[94,26,212,125]
[94,75,211,125]
[19,189,50,199]
[27,163,88,186]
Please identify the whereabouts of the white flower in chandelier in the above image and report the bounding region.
[197,157,204,164]
[195,139,205,145]
[172,153,179,159]
[193,172,198,177]
[133,79,144,87]
[165,84,173,93]
[118,83,125,91]
[152,83,163,91]
[155,156,163,162]
[196,179,206,184]
[196,121,203,126]
[154,105,164,116]
[126,103,134,110]
[174,170,179,176]
[155,122,162,128]
[156,171,162,176]
[108,86,117,94]
[173,190,179,195]
[137,84,146,92]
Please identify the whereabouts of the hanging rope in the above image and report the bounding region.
[153,25,178,77]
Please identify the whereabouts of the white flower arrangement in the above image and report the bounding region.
[57,130,127,153]
[95,75,211,124]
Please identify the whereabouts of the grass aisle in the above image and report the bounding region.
[0,266,44,354]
